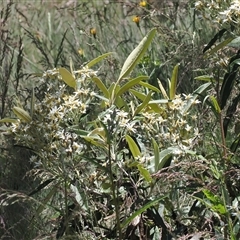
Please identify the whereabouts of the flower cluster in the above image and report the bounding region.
[7,67,97,167]
[99,93,201,167]
[195,0,240,27]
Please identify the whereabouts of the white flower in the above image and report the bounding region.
[185,125,192,132]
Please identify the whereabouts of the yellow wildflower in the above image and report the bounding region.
[139,1,147,7]
[133,15,140,25]
[90,28,96,38]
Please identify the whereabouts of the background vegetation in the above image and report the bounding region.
[0,0,240,239]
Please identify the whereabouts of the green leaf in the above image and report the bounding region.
[12,106,32,122]
[194,75,217,82]
[28,178,55,196]
[121,196,166,228]
[70,184,88,210]
[148,103,164,113]
[118,28,157,81]
[94,94,109,102]
[158,79,169,99]
[108,82,116,96]
[139,81,160,92]
[210,96,221,113]
[134,91,153,116]
[125,134,141,158]
[69,128,89,136]
[0,118,18,123]
[204,38,234,57]
[99,121,111,145]
[202,189,227,215]
[169,64,179,99]
[86,52,114,68]
[203,29,227,53]
[115,75,149,98]
[115,95,127,109]
[82,136,107,149]
[152,138,160,172]
[137,163,152,183]
[130,89,146,101]
[92,77,109,99]
[59,67,76,88]
[157,147,175,170]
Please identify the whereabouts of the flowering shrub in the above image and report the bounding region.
[0,28,209,239]
[1,24,239,239]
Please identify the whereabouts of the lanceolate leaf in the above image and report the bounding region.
[134,91,153,116]
[12,107,32,122]
[158,79,169,99]
[125,134,141,158]
[59,67,76,89]
[130,89,146,101]
[204,38,234,57]
[118,28,157,81]
[28,178,55,196]
[194,75,217,82]
[203,28,227,53]
[0,118,18,123]
[169,64,179,99]
[139,81,160,92]
[115,75,149,98]
[92,77,109,99]
[210,96,221,114]
[87,52,114,68]
[152,138,160,172]
[137,163,152,183]
[121,196,166,228]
